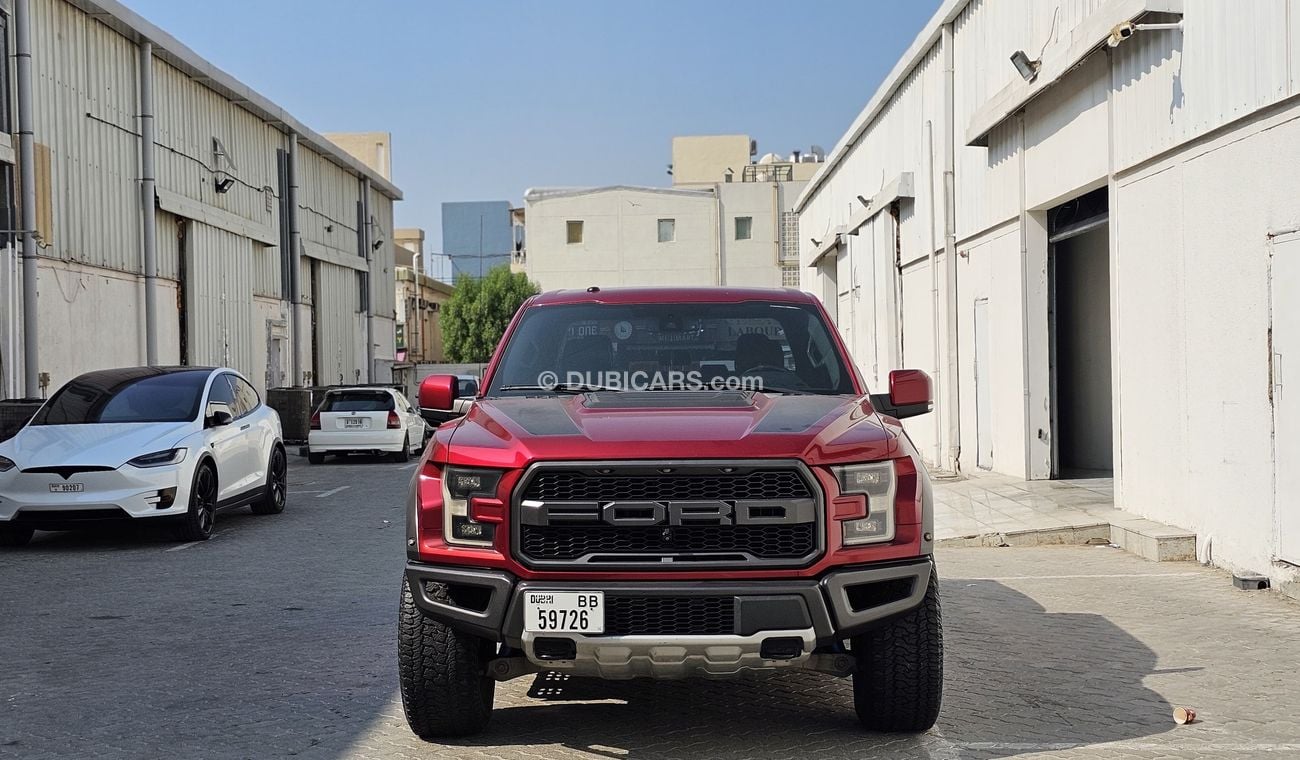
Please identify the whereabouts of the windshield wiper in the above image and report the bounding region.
[498,383,625,394]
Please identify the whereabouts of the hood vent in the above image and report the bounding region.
[583,390,754,409]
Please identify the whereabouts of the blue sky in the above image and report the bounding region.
[122,0,939,257]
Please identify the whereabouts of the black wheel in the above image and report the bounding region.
[391,435,410,463]
[398,576,495,738]
[251,446,287,515]
[174,463,218,542]
[307,452,326,465]
[0,526,34,547]
[852,572,943,732]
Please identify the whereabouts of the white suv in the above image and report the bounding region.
[0,366,286,546]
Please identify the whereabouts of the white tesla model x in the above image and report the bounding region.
[0,366,286,546]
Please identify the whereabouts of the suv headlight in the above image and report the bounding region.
[834,461,897,546]
[443,467,502,547]
[0,455,15,473]
[127,448,188,468]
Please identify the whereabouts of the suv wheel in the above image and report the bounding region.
[251,446,287,515]
[0,526,34,547]
[174,463,218,542]
[398,576,495,738]
[852,573,943,732]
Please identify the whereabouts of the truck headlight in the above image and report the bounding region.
[443,467,501,547]
[834,461,896,545]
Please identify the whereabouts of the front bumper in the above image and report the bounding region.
[0,465,190,526]
[405,558,933,679]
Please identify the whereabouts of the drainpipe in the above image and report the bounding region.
[714,185,726,285]
[362,177,375,382]
[941,22,961,474]
[288,133,302,385]
[16,0,39,399]
[138,40,158,366]
[925,120,942,471]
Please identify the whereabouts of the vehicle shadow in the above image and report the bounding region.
[448,578,1173,760]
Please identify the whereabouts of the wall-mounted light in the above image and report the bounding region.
[1010,50,1040,81]
[856,195,870,207]
[214,176,235,194]
[810,238,821,248]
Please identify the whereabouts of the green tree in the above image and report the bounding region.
[440,264,540,362]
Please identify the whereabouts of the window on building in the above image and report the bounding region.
[566,220,584,244]
[358,271,370,313]
[657,218,675,243]
[735,216,753,241]
[781,264,800,287]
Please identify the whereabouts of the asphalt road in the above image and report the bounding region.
[3,453,1300,760]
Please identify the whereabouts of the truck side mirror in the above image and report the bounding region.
[418,375,459,412]
[870,369,933,420]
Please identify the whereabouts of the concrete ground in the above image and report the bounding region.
[933,472,1121,545]
[3,454,1299,759]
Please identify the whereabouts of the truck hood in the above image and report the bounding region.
[441,391,900,469]
[1,422,195,469]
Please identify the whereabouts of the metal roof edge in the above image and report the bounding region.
[794,0,968,213]
[524,185,716,203]
[75,0,403,201]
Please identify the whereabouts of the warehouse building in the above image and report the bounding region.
[799,0,1300,587]
[0,0,401,400]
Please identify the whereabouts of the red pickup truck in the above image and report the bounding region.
[400,286,941,737]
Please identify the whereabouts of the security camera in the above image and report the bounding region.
[1108,21,1135,47]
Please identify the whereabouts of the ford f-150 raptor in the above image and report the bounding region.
[399,286,941,737]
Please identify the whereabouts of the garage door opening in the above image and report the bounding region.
[1048,188,1113,478]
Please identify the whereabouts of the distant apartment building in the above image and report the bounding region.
[521,135,821,291]
[441,201,514,281]
[393,229,453,364]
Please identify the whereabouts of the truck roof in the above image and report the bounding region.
[528,286,818,307]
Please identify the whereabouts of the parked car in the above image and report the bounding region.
[307,387,426,464]
[417,374,478,427]
[0,366,286,547]
[398,286,940,738]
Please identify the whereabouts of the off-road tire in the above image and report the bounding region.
[398,576,495,738]
[391,435,411,463]
[852,572,943,732]
[307,452,326,465]
[0,526,34,547]
[174,463,218,542]
[251,446,287,515]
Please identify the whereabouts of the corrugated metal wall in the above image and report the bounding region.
[299,146,360,255]
[157,210,181,281]
[184,222,256,376]
[30,0,140,273]
[1112,1,1293,171]
[369,190,396,319]
[314,260,362,385]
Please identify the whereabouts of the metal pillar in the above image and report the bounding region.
[139,40,158,365]
[288,134,303,385]
[16,0,38,398]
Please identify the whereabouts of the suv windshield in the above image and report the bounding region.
[31,369,210,425]
[320,391,396,412]
[487,301,856,396]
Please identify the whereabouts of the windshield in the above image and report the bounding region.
[486,301,856,396]
[30,369,209,425]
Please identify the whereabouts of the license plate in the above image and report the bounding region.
[49,483,84,493]
[343,418,364,428]
[524,591,604,634]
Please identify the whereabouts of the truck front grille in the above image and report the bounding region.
[600,595,734,636]
[513,462,823,570]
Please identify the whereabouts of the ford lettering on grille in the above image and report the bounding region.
[513,463,823,570]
